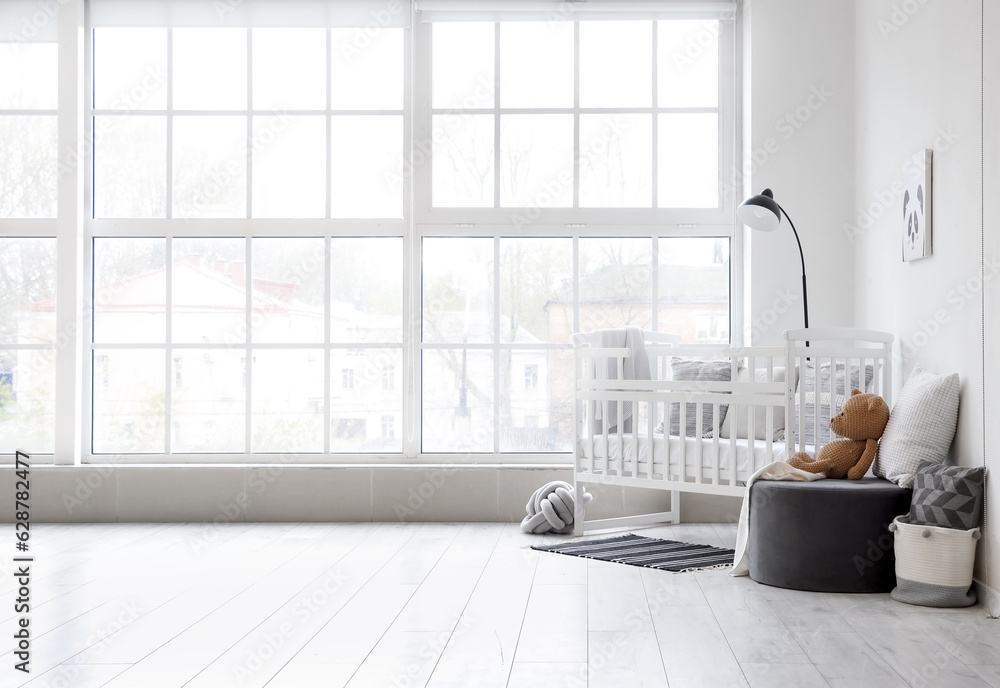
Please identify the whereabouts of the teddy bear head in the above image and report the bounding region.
[829,389,890,441]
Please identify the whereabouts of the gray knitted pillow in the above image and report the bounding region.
[909,462,984,530]
[668,359,731,437]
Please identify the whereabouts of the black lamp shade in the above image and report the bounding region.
[737,188,781,232]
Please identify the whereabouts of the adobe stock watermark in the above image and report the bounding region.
[877,0,934,41]
[39,601,144,688]
[748,287,798,343]
[894,248,1000,363]
[177,112,291,218]
[393,467,459,521]
[188,458,295,554]
[722,84,832,206]
[60,464,115,514]
[336,0,405,63]
[842,126,959,244]
[384,76,495,193]
[232,567,348,683]
[58,66,168,177]
[511,116,633,231]
[388,614,477,688]
[4,0,71,47]
[671,20,719,74]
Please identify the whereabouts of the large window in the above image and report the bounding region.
[428,20,723,211]
[0,1,737,462]
[91,26,404,219]
[0,28,59,454]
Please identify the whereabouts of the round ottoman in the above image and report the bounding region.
[748,478,912,593]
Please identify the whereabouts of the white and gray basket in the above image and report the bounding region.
[889,514,980,607]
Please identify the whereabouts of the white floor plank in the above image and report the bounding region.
[0,522,994,688]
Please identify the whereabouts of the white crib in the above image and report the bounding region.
[571,327,893,534]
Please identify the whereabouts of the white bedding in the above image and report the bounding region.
[579,434,814,478]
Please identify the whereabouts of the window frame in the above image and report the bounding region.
[20,0,743,465]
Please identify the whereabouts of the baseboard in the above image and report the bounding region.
[972,578,1000,617]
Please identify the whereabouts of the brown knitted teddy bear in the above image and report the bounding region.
[787,389,890,479]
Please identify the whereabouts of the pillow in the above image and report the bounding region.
[719,366,796,442]
[874,365,960,488]
[794,362,874,446]
[908,461,985,530]
[668,358,732,437]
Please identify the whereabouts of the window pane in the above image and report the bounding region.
[94,238,166,344]
[331,237,403,344]
[0,238,56,345]
[92,349,165,454]
[173,28,247,110]
[432,114,494,208]
[171,349,244,453]
[94,115,167,218]
[499,238,572,344]
[252,115,325,218]
[658,20,718,108]
[580,21,652,108]
[253,28,325,110]
[93,28,167,111]
[0,115,57,218]
[252,238,325,344]
[422,349,493,453]
[422,238,493,344]
[0,351,54,454]
[658,113,718,208]
[252,350,323,453]
[579,114,652,208]
[500,114,573,208]
[432,23,494,109]
[173,116,247,218]
[331,28,403,110]
[500,349,572,452]
[0,43,57,109]
[172,238,246,344]
[577,238,652,333]
[330,115,403,218]
[659,238,730,343]
[499,23,572,108]
[331,348,402,453]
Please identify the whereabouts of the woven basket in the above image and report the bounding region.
[889,514,980,607]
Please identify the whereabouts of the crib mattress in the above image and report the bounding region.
[579,434,813,477]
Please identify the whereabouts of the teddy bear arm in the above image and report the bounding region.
[787,451,826,473]
[847,438,879,480]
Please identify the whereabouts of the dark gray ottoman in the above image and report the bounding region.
[749,478,912,593]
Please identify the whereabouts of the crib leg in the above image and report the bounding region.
[573,481,585,536]
[669,490,681,524]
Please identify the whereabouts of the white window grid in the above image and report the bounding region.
[54,4,739,464]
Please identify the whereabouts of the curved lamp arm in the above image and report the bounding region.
[774,202,809,332]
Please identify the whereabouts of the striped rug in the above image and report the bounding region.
[532,534,735,572]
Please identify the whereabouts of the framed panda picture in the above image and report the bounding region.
[902,149,932,262]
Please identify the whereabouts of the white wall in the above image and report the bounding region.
[853,0,995,598]
[743,0,856,345]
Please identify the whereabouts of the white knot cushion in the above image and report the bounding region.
[520,481,593,534]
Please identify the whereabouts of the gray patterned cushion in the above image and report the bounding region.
[909,462,984,530]
[668,358,731,437]
[794,362,874,445]
[874,365,960,488]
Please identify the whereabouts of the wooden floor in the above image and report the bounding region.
[1,522,998,688]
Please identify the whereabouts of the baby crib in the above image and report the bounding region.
[571,327,893,534]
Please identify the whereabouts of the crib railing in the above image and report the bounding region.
[574,341,787,492]
[783,328,893,455]
[570,328,894,533]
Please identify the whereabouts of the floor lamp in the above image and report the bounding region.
[737,188,810,345]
